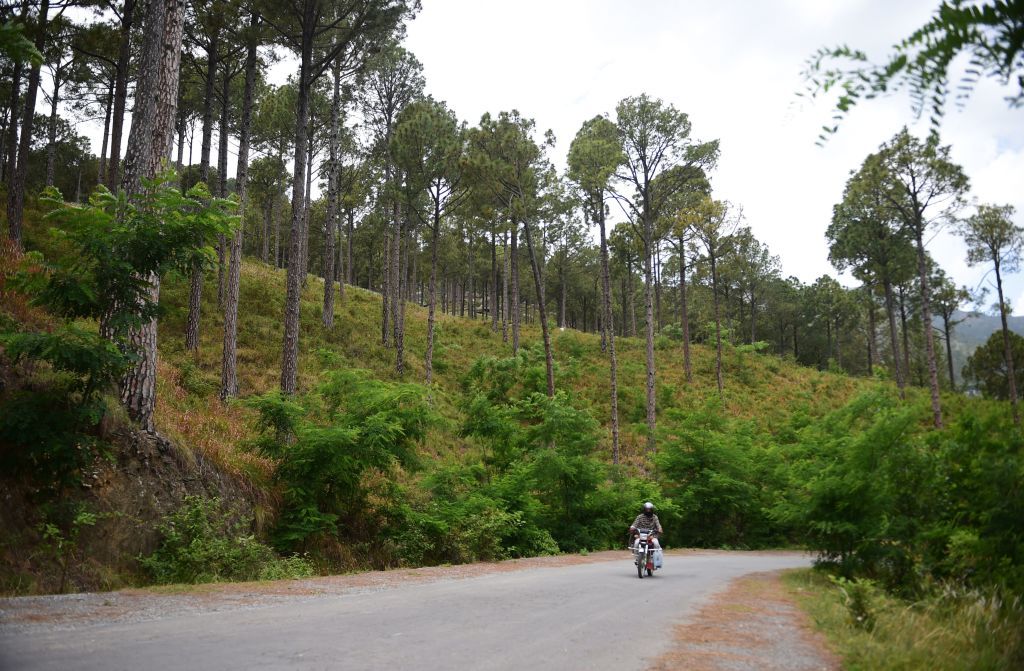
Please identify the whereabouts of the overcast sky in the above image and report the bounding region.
[401,0,1024,312]
[64,1,1022,312]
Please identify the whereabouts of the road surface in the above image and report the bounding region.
[0,551,810,671]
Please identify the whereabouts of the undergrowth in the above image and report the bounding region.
[785,569,1024,670]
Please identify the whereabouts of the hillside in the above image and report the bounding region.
[152,258,874,476]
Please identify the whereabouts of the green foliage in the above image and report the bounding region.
[802,1,1024,141]
[656,401,772,548]
[140,496,313,584]
[788,569,1024,671]
[963,330,1024,400]
[245,366,437,551]
[0,175,234,490]
[830,575,879,630]
[38,504,100,594]
[775,389,1024,596]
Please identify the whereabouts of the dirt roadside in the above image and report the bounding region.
[652,570,840,671]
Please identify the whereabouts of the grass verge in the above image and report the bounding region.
[783,568,1024,670]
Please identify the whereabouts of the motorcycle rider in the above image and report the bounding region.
[629,502,663,568]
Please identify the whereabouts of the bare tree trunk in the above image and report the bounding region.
[322,59,341,330]
[866,287,877,375]
[216,62,231,308]
[511,222,520,353]
[491,230,498,332]
[899,284,912,385]
[522,219,555,396]
[106,0,137,188]
[346,208,354,285]
[395,212,406,375]
[98,78,113,184]
[220,16,257,400]
[45,63,62,187]
[883,279,905,397]
[913,232,943,428]
[942,313,955,392]
[118,0,186,430]
[185,31,219,353]
[280,9,314,395]
[261,201,271,263]
[382,224,391,346]
[654,240,662,332]
[711,253,724,396]
[6,0,48,248]
[678,237,692,383]
[425,207,441,384]
[994,257,1020,424]
[598,203,620,463]
[502,230,509,343]
[3,55,23,190]
[642,218,657,454]
[273,194,280,268]
[300,125,313,284]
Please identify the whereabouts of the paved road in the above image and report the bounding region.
[0,552,810,671]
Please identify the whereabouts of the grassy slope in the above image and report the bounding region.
[153,257,877,482]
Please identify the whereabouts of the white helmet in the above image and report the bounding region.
[643,501,655,513]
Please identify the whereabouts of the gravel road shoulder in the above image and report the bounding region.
[652,570,839,671]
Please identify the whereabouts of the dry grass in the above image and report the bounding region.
[783,569,1024,671]
[149,258,877,480]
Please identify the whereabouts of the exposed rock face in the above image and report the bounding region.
[1,427,258,595]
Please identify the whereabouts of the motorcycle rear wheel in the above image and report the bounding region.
[646,567,653,576]
[637,554,644,579]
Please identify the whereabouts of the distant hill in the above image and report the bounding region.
[945,310,1024,385]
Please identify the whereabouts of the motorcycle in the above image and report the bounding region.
[630,529,659,579]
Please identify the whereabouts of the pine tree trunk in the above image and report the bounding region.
[522,218,555,397]
[678,236,692,383]
[866,288,877,374]
[216,63,231,308]
[118,0,186,431]
[262,201,272,263]
[3,56,22,190]
[913,231,943,428]
[186,33,219,353]
[346,208,354,285]
[942,313,955,392]
[884,279,905,397]
[106,0,137,188]
[511,222,520,353]
[711,253,724,396]
[994,258,1020,424]
[300,125,313,283]
[899,284,912,385]
[220,15,257,401]
[322,59,341,330]
[598,203,620,463]
[395,213,406,376]
[654,240,662,332]
[502,230,509,343]
[6,0,48,248]
[642,216,657,454]
[382,222,391,346]
[273,194,280,267]
[98,78,113,184]
[45,65,61,187]
[491,231,498,332]
[280,8,314,395]
[425,209,440,384]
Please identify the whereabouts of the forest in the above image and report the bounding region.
[0,1,1022,667]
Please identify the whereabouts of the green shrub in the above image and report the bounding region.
[140,496,313,584]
